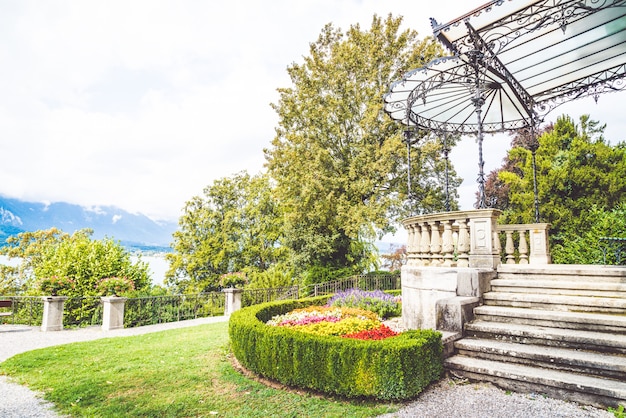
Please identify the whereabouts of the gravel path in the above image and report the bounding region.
[0,318,616,418]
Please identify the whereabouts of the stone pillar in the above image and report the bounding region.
[223,288,243,315]
[101,297,127,331]
[529,224,552,264]
[41,296,68,332]
[468,210,501,269]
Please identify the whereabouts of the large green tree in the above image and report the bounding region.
[265,14,455,278]
[166,172,285,292]
[492,114,626,261]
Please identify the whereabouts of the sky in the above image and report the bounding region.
[1,0,625,225]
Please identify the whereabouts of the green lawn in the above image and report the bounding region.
[0,322,401,417]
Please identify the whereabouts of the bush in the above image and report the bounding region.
[229,297,443,400]
[96,277,135,296]
[38,276,75,296]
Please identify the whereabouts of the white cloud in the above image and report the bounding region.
[1,0,624,222]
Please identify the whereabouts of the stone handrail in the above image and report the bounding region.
[403,210,551,269]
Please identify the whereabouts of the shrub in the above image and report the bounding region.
[327,289,401,319]
[229,297,443,400]
[38,276,75,296]
[96,277,135,296]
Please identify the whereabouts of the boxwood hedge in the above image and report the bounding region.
[228,297,443,400]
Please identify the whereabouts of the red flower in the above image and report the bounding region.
[342,324,398,340]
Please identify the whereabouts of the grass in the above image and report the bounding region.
[0,322,401,417]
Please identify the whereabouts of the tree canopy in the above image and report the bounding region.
[486,114,626,262]
[264,14,458,277]
[166,172,285,292]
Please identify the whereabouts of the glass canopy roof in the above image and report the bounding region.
[385,0,626,132]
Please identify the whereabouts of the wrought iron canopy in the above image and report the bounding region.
[385,0,626,132]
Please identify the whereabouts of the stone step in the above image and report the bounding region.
[464,320,626,354]
[482,291,626,314]
[444,356,626,409]
[473,305,626,334]
[497,264,626,283]
[490,279,626,298]
[454,338,626,380]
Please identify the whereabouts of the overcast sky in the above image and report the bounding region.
[1,1,624,224]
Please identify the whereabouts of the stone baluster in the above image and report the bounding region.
[429,222,443,266]
[504,230,516,264]
[420,223,431,266]
[405,224,415,265]
[441,220,455,267]
[518,229,529,264]
[410,224,421,266]
[456,218,470,267]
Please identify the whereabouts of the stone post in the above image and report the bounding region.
[101,297,127,331]
[529,223,552,264]
[468,209,502,269]
[41,296,68,332]
[223,288,243,315]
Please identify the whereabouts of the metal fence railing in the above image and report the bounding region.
[241,286,300,307]
[0,296,44,326]
[310,274,401,297]
[0,276,399,328]
[124,293,225,328]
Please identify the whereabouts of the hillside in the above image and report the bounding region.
[0,196,177,249]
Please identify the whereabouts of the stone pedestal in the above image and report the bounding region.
[529,224,552,264]
[41,296,68,332]
[101,297,127,331]
[223,288,243,315]
[468,210,501,269]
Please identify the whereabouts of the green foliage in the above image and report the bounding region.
[218,272,248,289]
[37,276,76,296]
[96,276,135,296]
[246,263,294,289]
[167,172,286,293]
[0,228,150,325]
[551,204,626,264]
[609,404,625,418]
[494,115,626,259]
[229,298,443,400]
[0,264,24,295]
[1,228,150,296]
[265,15,457,277]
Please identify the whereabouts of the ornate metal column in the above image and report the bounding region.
[468,50,487,209]
[442,131,451,212]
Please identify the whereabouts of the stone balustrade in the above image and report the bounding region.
[403,210,551,268]
[499,223,551,265]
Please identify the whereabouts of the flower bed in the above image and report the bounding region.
[267,305,397,340]
[229,296,443,400]
[327,289,401,319]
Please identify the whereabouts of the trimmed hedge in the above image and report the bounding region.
[228,297,443,400]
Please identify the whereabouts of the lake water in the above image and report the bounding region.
[0,254,171,287]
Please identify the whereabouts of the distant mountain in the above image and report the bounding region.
[0,196,177,249]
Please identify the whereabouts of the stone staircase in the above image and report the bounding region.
[444,264,626,408]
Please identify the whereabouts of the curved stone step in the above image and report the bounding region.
[473,305,626,334]
[464,320,626,353]
[444,356,626,409]
[482,292,626,313]
[455,338,626,379]
[490,279,626,298]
